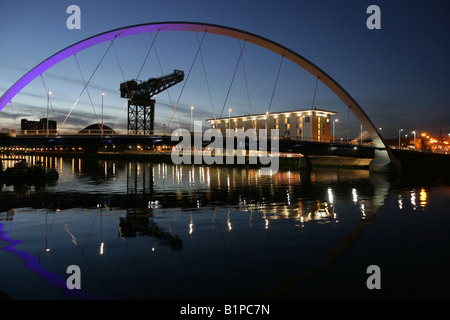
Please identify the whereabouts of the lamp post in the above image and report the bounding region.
[333,118,338,143]
[228,108,232,130]
[101,92,105,135]
[190,106,194,133]
[360,124,363,145]
[46,91,52,136]
[412,131,416,149]
[398,128,403,149]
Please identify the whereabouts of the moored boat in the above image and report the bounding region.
[0,160,59,182]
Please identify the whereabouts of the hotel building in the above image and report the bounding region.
[21,118,57,134]
[206,108,337,142]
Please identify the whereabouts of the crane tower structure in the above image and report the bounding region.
[120,69,184,135]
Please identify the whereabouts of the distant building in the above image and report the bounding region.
[206,108,337,142]
[78,124,115,135]
[21,118,57,134]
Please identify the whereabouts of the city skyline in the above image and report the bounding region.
[0,0,449,139]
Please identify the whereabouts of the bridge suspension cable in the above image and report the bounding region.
[267,54,284,115]
[150,33,180,130]
[74,53,101,127]
[302,76,320,139]
[311,76,319,109]
[167,32,207,130]
[197,32,217,122]
[239,39,254,121]
[113,100,128,132]
[219,39,246,119]
[136,31,160,81]
[40,74,55,118]
[61,39,115,130]
[9,101,17,133]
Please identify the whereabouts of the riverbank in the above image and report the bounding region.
[1,150,373,170]
[3,149,449,172]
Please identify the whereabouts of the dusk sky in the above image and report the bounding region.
[0,0,449,139]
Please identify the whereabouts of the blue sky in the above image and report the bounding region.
[0,0,449,138]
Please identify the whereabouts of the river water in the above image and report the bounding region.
[0,155,449,300]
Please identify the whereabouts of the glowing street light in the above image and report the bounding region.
[398,128,403,148]
[333,118,338,143]
[412,131,416,149]
[101,92,105,136]
[46,91,52,136]
[228,108,232,130]
[190,106,194,133]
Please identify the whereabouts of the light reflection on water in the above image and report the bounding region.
[0,155,449,300]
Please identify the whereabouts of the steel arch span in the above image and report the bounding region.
[0,21,399,170]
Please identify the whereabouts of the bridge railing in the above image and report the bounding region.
[17,129,172,136]
[14,130,375,145]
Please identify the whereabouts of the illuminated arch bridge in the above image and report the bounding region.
[0,21,399,171]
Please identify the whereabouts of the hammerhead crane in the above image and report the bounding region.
[120,70,184,134]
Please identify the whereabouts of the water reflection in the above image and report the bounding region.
[2,154,448,237]
[1,154,449,299]
[1,156,390,221]
[1,154,446,237]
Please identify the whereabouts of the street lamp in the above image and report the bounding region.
[101,92,105,135]
[228,108,232,130]
[398,128,403,149]
[360,124,363,145]
[412,131,416,149]
[190,106,194,133]
[333,118,338,143]
[47,91,52,136]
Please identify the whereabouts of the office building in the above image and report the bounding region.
[21,118,57,134]
[206,108,337,142]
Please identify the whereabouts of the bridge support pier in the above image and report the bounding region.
[369,149,401,172]
[298,155,311,171]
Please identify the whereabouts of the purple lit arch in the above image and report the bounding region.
[0,21,398,170]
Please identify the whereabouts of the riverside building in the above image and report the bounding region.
[206,108,337,142]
